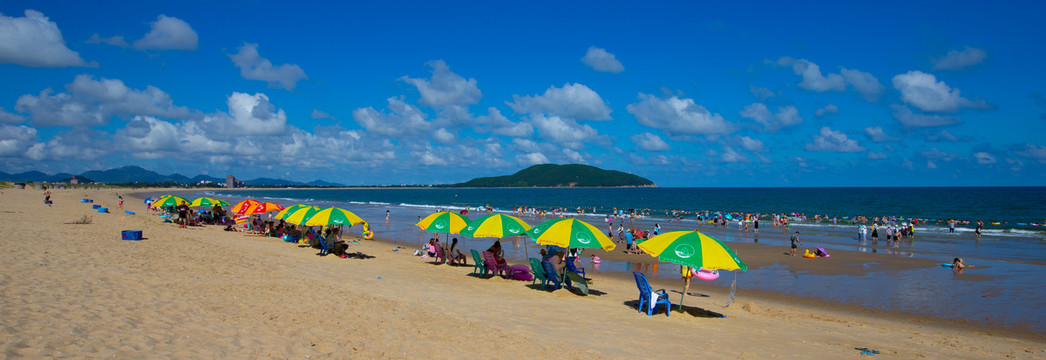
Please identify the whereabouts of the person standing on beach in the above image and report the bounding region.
[754,218,759,234]
[789,231,801,256]
[949,220,955,233]
[176,201,190,228]
[975,221,983,238]
[385,210,390,223]
[43,187,52,206]
[118,195,124,209]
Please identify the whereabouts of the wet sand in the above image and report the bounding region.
[0,187,1042,358]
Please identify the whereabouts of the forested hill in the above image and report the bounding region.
[453,164,654,187]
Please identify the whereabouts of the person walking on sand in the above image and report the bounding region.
[789,231,801,256]
[118,195,124,209]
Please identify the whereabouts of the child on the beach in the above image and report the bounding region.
[789,231,801,256]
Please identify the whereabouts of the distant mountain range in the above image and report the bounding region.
[0,166,344,187]
[453,164,654,187]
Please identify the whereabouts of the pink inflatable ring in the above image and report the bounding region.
[695,267,719,281]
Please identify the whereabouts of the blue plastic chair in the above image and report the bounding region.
[541,261,562,290]
[565,257,586,278]
[633,272,671,316]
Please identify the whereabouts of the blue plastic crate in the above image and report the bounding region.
[121,230,142,240]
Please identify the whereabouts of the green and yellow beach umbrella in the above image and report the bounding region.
[305,207,366,227]
[283,206,323,225]
[415,211,471,234]
[524,218,615,251]
[637,231,746,271]
[154,195,188,208]
[275,204,319,220]
[638,230,746,310]
[460,214,531,238]
[189,197,229,207]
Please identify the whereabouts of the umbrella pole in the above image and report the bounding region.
[680,275,691,311]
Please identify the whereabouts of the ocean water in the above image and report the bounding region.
[159,187,1046,332]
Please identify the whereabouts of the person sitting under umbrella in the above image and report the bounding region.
[448,238,468,266]
[487,240,508,268]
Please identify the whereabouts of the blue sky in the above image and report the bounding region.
[1,1,1044,186]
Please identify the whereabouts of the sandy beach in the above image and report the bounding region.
[0,187,1042,359]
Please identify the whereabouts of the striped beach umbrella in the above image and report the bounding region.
[154,195,188,208]
[304,207,366,227]
[242,201,284,216]
[460,214,531,238]
[415,211,471,234]
[283,206,323,225]
[637,231,746,271]
[524,218,615,251]
[232,199,261,214]
[638,230,746,310]
[275,204,319,220]
[189,197,230,207]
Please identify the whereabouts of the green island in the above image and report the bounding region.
[451,164,655,187]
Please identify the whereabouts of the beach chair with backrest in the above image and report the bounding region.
[541,260,563,290]
[481,251,508,278]
[432,242,447,264]
[315,234,330,256]
[565,257,586,279]
[633,272,671,316]
[529,258,547,285]
[470,249,485,274]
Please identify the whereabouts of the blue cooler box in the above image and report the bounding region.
[121,230,143,241]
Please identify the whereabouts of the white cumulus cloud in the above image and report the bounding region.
[229,43,308,90]
[0,124,37,157]
[892,71,988,112]
[581,46,624,73]
[517,152,550,166]
[530,114,601,150]
[891,104,961,128]
[0,107,26,124]
[739,103,802,132]
[133,15,198,51]
[631,132,669,151]
[474,108,533,137]
[0,10,92,67]
[509,83,611,121]
[201,92,287,137]
[739,136,766,152]
[932,46,987,71]
[805,127,865,152]
[352,97,432,138]
[311,109,335,120]
[814,104,838,118]
[864,126,899,142]
[15,74,189,127]
[626,93,733,135]
[777,57,883,101]
[1015,144,1046,163]
[401,60,481,107]
[973,151,996,164]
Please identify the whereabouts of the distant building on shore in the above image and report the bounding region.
[225,175,245,188]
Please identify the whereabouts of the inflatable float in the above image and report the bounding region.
[803,249,816,258]
[363,231,374,240]
[695,267,719,281]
